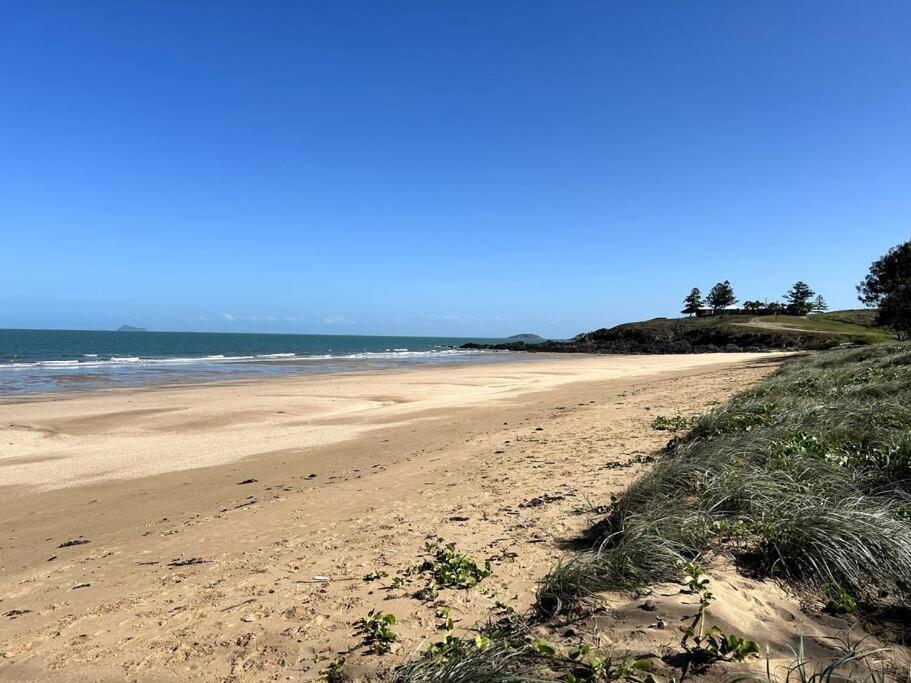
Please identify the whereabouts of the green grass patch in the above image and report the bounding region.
[741,314,894,341]
[538,343,911,615]
[818,309,882,328]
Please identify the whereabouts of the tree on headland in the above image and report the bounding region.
[681,287,704,316]
[783,281,815,315]
[812,295,829,313]
[743,300,765,313]
[858,238,911,338]
[767,302,784,315]
[706,280,737,313]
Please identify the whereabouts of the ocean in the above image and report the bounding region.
[0,329,522,396]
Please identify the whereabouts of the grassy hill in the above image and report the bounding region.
[728,310,892,342]
[466,310,894,354]
[816,308,881,327]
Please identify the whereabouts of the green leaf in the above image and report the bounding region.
[532,638,557,656]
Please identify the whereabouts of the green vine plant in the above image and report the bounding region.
[564,643,661,683]
[395,603,664,682]
[362,569,389,582]
[389,538,494,601]
[435,605,455,631]
[354,609,398,654]
[317,654,347,682]
[822,583,858,616]
[650,415,695,432]
[678,561,760,673]
[422,538,492,589]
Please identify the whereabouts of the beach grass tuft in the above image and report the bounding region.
[537,343,911,615]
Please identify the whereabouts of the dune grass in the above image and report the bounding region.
[537,343,911,616]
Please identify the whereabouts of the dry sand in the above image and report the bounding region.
[0,353,902,681]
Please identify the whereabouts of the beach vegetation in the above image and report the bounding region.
[822,583,858,616]
[649,415,693,432]
[735,634,898,683]
[393,602,661,682]
[422,538,492,589]
[535,343,911,616]
[676,561,759,674]
[435,606,455,631]
[318,655,348,682]
[355,609,398,654]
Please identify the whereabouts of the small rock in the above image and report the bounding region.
[639,598,658,612]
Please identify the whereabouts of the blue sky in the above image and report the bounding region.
[2,2,909,337]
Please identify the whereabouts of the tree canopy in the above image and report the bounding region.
[783,281,816,315]
[858,238,911,338]
[706,280,737,312]
[681,287,704,316]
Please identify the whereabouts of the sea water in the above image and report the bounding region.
[0,329,521,395]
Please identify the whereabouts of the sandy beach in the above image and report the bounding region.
[3,351,871,682]
[0,353,780,494]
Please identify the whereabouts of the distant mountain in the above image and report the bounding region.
[506,333,543,341]
[116,324,147,332]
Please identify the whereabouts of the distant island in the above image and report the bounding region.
[116,324,147,332]
[506,333,543,341]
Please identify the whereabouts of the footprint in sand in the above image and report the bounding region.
[773,605,797,622]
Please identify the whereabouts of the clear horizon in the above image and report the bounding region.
[2,2,909,338]
[0,325,525,339]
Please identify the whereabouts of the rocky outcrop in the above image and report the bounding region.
[464,318,854,354]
